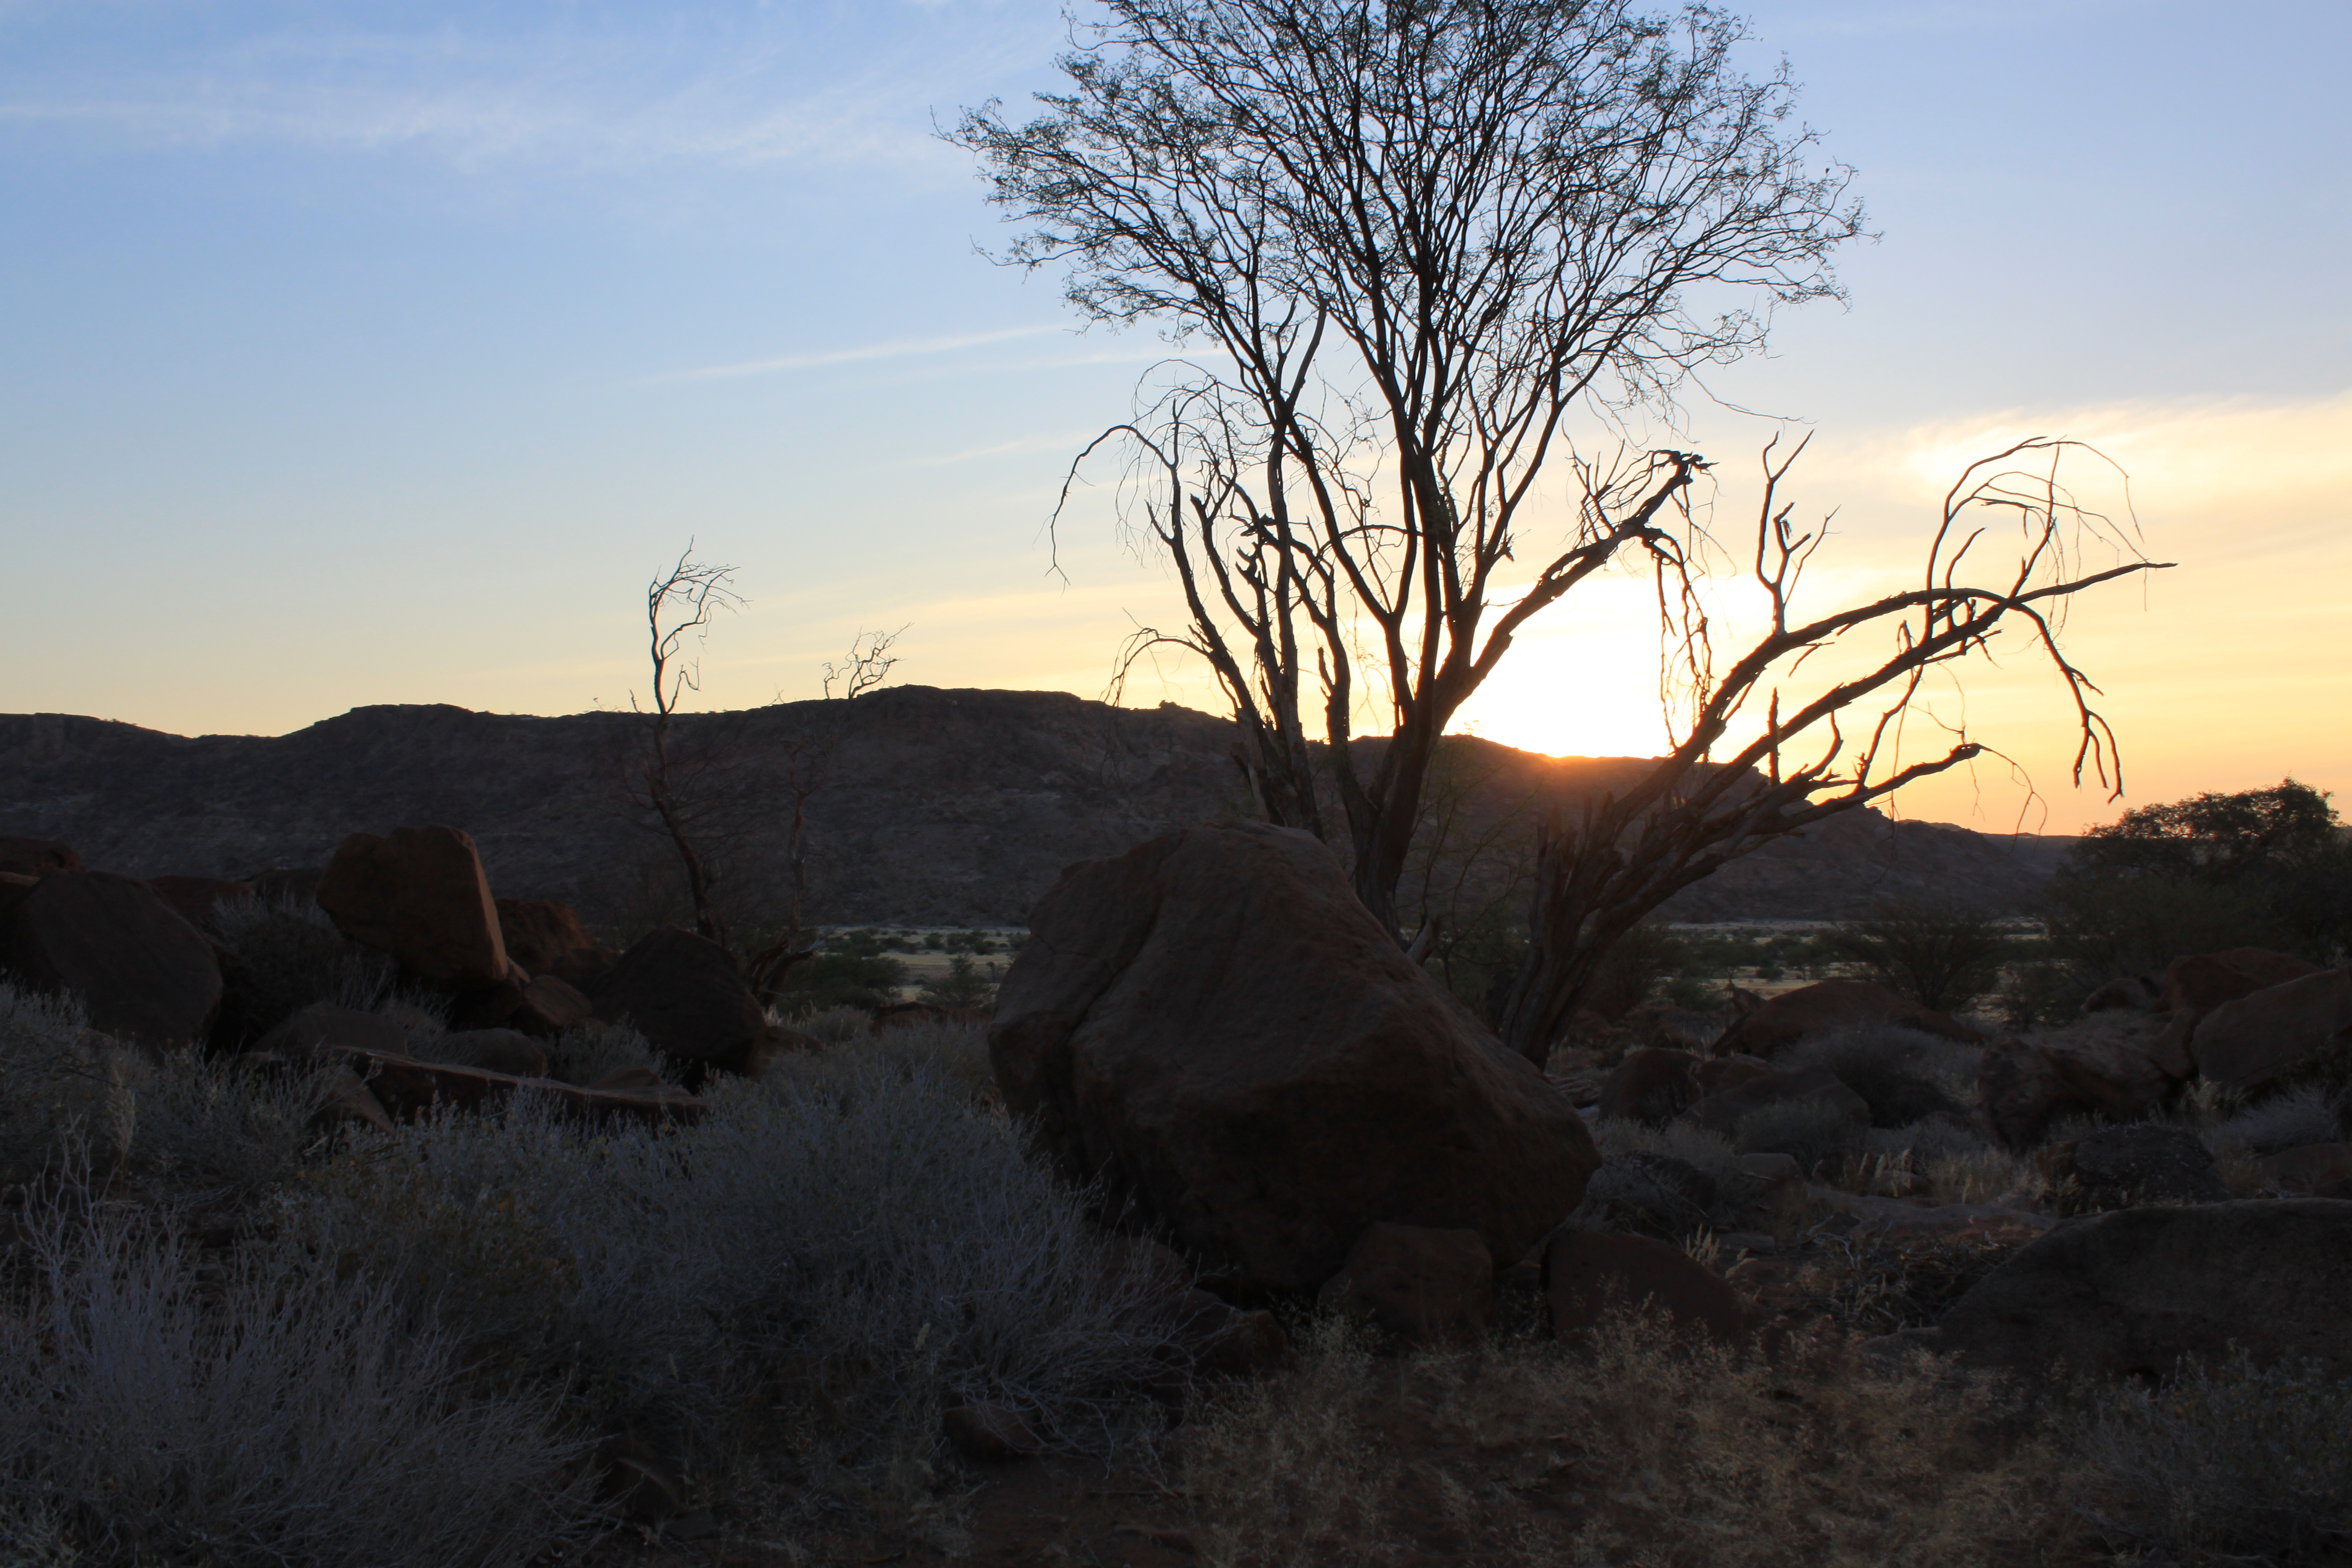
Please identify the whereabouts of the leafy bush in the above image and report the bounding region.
[918,953,1000,1009]
[2043,875,2285,990]
[768,951,909,1016]
[209,893,394,1046]
[2068,1347,2352,1565]
[1825,899,2013,1014]
[1584,921,1692,1019]
[1781,1026,1974,1128]
[1732,1096,1866,1175]
[0,1183,588,1568]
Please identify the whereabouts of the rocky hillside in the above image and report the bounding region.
[0,690,2071,928]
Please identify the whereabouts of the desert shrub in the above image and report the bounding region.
[1182,1309,2060,1567]
[1732,1096,1866,1175]
[0,1183,588,1568]
[285,1055,1178,1516]
[917,953,1001,1009]
[2067,1347,2352,1565]
[1781,1025,1974,1128]
[2205,1083,2343,1158]
[1920,1143,2040,1205]
[768,951,909,1016]
[125,1049,334,1198]
[789,1003,873,1045]
[764,1017,996,1105]
[209,893,393,1045]
[0,983,134,1181]
[1809,1228,2031,1334]
[1825,899,2013,1014]
[541,1019,663,1087]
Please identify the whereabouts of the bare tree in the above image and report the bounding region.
[959,0,1869,935]
[1491,436,2164,1059]
[624,545,746,947]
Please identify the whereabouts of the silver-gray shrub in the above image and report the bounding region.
[0,982,132,1181]
[0,1182,588,1568]
[764,1015,997,1103]
[127,1049,337,1199]
[542,1018,664,1086]
[2207,1084,2343,1158]
[288,1054,1184,1475]
[2068,1347,2352,1564]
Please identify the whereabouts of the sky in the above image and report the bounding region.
[2,0,2347,835]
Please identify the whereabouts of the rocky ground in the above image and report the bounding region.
[0,812,2346,1566]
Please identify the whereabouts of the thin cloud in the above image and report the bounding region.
[651,325,1072,383]
[912,430,1102,467]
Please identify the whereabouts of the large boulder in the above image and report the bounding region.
[1713,978,1980,1059]
[1684,1067,1869,1142]
[1978,1021,2175,1149]
[0,872,223,1047]
[315,826,509,991]
[1594,1046,1700,1126]
[989,821,1597,1295]
[2189,969,2352,1093]
[1544,1231,1756,1348]
[1315,1223,1494,1341]
[1933,1199,2352,1379]
[145,876,252,934]
[2042,1123,2230,1211]
[495,897,599,975]
[2160,947,2323,1014]
[0,837,80,879]
[591,928,767,1081]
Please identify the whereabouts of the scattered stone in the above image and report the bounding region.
[2190,968,2352,1094]
[1714,978,1979,1059]
[144,875,252,933]
[1175,1290,1287,1378]
[493,897,598,975]
[1737,1152,1802,1184]
[315,826,509,990]
[942,1402,1043,1463]
[1932,1198,2352,1379]
[990,822,1596,1294]
[252,1002,413,1061]
[1,871,223,1047]
[510,973,595,1036]
[2043,1124,2229,1211]
[1595,1046,1699,1126]
[1544,1231,1756,1348]
[426,1027,550,1078]
[1315,1223,1495,1340]
[1685,1068,1870,1141]
[592,928,766,1082]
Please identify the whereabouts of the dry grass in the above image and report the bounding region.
[1181,1311,2068,1568]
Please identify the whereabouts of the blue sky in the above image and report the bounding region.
[3,0,2347,831]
